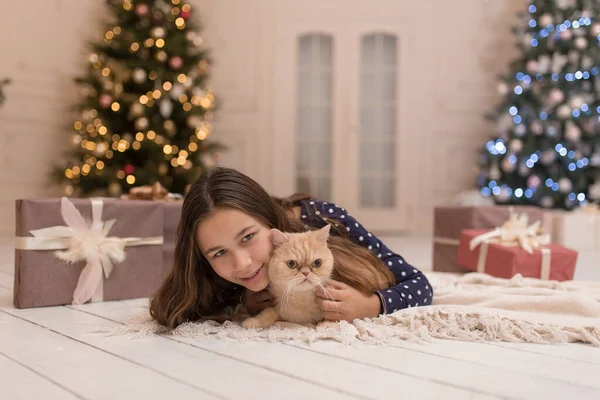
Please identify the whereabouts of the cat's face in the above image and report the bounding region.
[267,225,334,294]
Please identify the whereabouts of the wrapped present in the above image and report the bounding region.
[121,183,183,274]
[14,197,165,308]
[457,211,577,281]
[433,205,553,273]
[553,204,600,251]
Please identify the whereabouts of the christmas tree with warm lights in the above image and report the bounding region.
[55,0,222,197]
[477,0,600,209]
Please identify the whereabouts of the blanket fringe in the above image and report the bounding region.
[101,307,600,347]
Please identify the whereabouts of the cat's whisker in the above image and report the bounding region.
[314,279,339,313]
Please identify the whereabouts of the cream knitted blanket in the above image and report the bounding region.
[115,272,600,346]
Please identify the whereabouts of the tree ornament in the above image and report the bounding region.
[558,178,573,193]
[539,14,553,26]
[132,68,147,83]
[528,175,541,189]
[99,94,112,108]
[575,37,588,50]
[169,56,184,70]
[565,121,582,141]
[135,117,149,130]
[135,3,149,16]
[159,99,173,118]
[151,26,166,39]
[540,196,554,208]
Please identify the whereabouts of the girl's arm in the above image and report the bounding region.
[300,199,433,314]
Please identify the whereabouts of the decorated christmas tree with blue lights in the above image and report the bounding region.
[477,0,600,209]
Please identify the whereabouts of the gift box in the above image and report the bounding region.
[163,202,183,275]
[553,205,600,251]
[433,206,553,273]
[457,229,577,281]
[14,197,165,309]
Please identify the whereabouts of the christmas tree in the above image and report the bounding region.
[477,0,600,209]
[55,0,222,197]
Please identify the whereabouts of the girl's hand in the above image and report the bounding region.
[241,288,275,315]
[315,280,382,322]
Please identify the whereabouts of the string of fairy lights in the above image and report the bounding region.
[63,0,215,196]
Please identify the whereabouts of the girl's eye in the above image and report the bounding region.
[214,250,226,258]
[312,259,322,268]
[286,260,297,269]
[242,233,255,242]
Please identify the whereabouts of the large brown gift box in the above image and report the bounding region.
[14,197,165,309]
[457,229,577,281]
[432,206,553,273]
[163,202,183,275]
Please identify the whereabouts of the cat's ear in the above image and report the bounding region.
[314,224,331,243]
[270,228,288,246]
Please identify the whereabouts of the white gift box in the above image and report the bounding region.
[553,206,600,251]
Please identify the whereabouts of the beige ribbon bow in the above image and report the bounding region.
[468,208,553,279]
[15,197,163,305]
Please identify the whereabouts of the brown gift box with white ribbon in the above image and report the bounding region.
[457,229,577,281]
[433,206,553,274]
[13,197,165,309]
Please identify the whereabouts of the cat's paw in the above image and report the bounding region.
[317,321,340,330]
[241,317,269,329]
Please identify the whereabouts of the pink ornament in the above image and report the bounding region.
[539,14,553,27]
[561,30,573,40]
[169,56,183,70]
[181,10,191,20]
[528,175,541,189]
[550,89,564,104]
[526,60,538,73]
[99,94,112,108]
[135,3,149,16]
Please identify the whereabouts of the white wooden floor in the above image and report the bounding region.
[2,236,600,400]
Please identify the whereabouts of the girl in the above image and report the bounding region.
[150,167,433,328]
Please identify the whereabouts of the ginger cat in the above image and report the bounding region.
[241,224,395,329]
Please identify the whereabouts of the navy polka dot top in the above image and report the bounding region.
[299,199,433,314]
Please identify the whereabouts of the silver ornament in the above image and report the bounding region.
[135,117,149,130]
[151,27,166,39]
[130,102,144,116]
[558,178,573,193]
[565,121,581,141]
[133,68,147,83]
[540,196,554,208]
[569,96,584,109]
[159,99,173,118]
[539,14,553,27]
[514,124,527,137]
[509,139,523,152]
[541,150,556,165]
[575,37,588,50]
[557,105,572,119]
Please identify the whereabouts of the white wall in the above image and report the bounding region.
[0,0,522,236]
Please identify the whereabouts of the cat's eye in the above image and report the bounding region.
[286,260,297,269]
[312,259,322,268]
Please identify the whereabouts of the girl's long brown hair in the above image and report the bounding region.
[150,167,394,328]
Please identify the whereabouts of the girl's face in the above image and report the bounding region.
[196,207,272,292]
